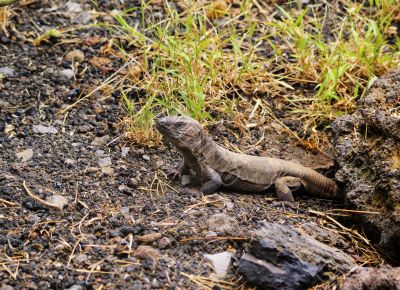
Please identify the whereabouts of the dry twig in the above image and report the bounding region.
[22,180,64,209]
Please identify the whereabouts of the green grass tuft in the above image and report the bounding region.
[100,0,399,144]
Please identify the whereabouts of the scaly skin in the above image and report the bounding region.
[156,116,342,202]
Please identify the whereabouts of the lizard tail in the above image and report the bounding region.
[301,168,343,200]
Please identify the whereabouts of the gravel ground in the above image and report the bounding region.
[0,1,360,289]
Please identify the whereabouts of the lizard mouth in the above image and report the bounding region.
[155,119,169,134]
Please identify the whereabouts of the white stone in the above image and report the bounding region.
[16,148,33,162]
[59,69,74,80]
[33,124,58,134]
[121,147,130,157]
[46,195,68,208]
[204,251,233,278]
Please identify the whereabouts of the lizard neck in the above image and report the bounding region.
[196,135,222,164]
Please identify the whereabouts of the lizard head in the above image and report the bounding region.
[156,116,204,149]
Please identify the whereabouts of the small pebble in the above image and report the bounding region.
[59,69,74,80]
[33,124,58,134]
[101,166,114,176]
[73,11,92,25]
[205,231,218,238]
[207,214,239,235]
[225,201,235,210]
[16,148,33,162]
[155,160,163,169]
[121,147,130,157]
[120,207,130,215]
[65,1,82,13]
[66,285,83,290]
[134,245,160,263]
[109,230,120,238]
[65,158,75,165]
[65,49,85,62]
[98,157,112,167]
[137,233,162,243]
[77,125,91,133]
[119,226,136,235]
[152,279,160,288]
[91,135,110,146]
[74,254,88,263]
[0,284,14,290]
[129,178,138,188]
[157,237,172,249]
[46,195,68,209]
[0,66,15,77]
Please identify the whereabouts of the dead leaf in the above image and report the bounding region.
[207,1,228,20]
[89,56,112,68]
[82,36,102,47]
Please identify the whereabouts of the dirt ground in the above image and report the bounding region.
[0,1,377,289]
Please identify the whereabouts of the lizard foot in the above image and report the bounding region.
[271,200,300,210]
[166,168,183,181]
[181,188,202,196]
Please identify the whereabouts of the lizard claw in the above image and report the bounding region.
[181,188,202,196]
[167,168,182,181]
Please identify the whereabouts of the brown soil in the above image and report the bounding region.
[0,1,378,289]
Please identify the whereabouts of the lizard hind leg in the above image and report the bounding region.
[274,176,301,202]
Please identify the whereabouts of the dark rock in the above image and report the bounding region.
[341,266,400,290]
[332,70,400,261]
[239,222,356,289]
[109,230,120,238]
[120,225,143,235]
[119,226,136,235]
[128,178,138,188]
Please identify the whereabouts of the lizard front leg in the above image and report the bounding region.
[199,165,222,195]
[167,158,191,180]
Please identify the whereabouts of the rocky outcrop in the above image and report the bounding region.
[332,70,400,261]
[341,266,400,290]
[238,223,356,289]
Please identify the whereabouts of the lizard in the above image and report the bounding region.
[156,115,342,203]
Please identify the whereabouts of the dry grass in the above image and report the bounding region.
[87,0,400,145]
[0,5,11,36]
[181,272,249,290]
